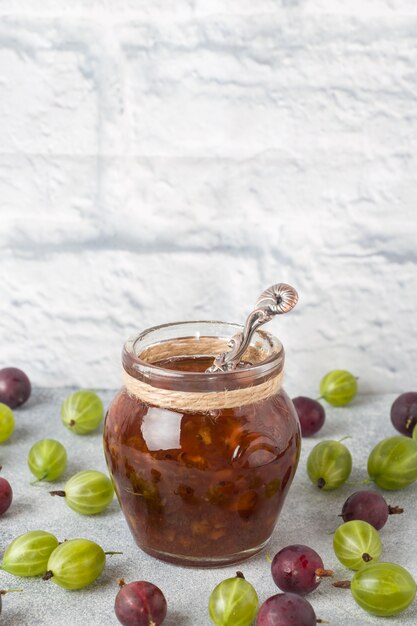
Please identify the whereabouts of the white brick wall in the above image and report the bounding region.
[1,1,417,395]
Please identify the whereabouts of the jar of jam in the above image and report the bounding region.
[104,320,301,567]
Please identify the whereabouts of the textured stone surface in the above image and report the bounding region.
[1,1,417,392]
[1,389,417,625]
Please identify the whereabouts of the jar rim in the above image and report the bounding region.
[122,320,284,388]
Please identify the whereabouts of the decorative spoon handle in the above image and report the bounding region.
[207,283,298,373]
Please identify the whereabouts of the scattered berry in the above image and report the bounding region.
[61,390,103,434]
[271,544,332,595]
[0,367,31,409]
[341,490,403,529]
[28,439,67,483]
[0,472,12,515]
[351,562,416,617]
[115,579,167,626]
[50,470,114,515]
[43,539,112,590]
[367,436,417,490]
[208,572,258,626]
[333,520,382,570]
[1,531,59,576]
[0,403,15,443]
[391,392,417,436]
[319,370,357,406]
[256,592,317,626]
[292,397,325,437]
[307,440,352,490]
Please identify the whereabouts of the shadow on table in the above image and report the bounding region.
[0,608,31,626]
[164,610,191,625]
[3,424,33,445]
[2,498,36,520]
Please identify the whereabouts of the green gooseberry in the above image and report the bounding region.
[307,440,352,490]
[319,370,357,406]
[28,439,67,483]
[367,436,417,490]
[208,573,259,626]
[61,390,103,435]
[351,562,416,616]
[1,530,59,577]
[0,403,15,443]
[49,470,114,515]
[333,520,382,570]
[43,539,106,590]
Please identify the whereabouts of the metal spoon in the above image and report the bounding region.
[207,283,298,372]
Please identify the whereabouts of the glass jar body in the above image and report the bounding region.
[104,369,300,566]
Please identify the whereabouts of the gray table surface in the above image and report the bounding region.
[0,389,416,626]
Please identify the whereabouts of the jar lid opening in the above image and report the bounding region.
[122,321,284,391]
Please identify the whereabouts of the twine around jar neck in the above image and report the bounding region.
[122,337,283,411]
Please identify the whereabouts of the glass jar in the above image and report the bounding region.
[104,321,301,567]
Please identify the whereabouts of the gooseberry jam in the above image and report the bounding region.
[104,336,301,567]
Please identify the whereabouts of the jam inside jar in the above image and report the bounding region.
[104,321,301,567]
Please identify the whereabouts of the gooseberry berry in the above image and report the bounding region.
[367,436,417,490]
[49,470,114,515]
[0,367,31,409]
[306,440,352,490]
[115,579,167,626]
[271,544,332,595]
[292,397,325,437]
[28,438,67,483]
[391,392,417,436]
[1,530,59,576]
[319,370,357,406]
[43,539,109,589]
[0,470,12,515]
[61,390,103,434]
[341,490,403,530]
[256,592,317,626]
[0,403,14,443]
[351,562,416,616]
[333,520,382,570]
[208,572,259,626]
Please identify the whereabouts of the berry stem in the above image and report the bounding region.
[0,589,23,595]
[104,551,123,556]
[49,490,66,497]
[265,551,272,564]
[117,578,126,589]
[362,553,372,563]
[388,505,404,515]
[333,580,351,589]
[30,473,48,485]
[235,571,245,579]
[317,477,326,489]
[42,571,54,581]
[315,568,334,578]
